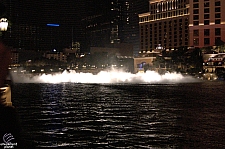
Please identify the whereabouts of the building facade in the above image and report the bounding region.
[82,0,149,53]
[44,51,67,63]
[82,0,132,48]
[123,0,149,55]
[139,0,225,51]
[139,0,189,51]
[189,0,225,48]
[10,50,19,65]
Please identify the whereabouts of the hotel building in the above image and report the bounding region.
[139,0,225,51]
[139,0,189,51]
[189,0,225,48]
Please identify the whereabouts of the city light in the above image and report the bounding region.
[11,69,199,84]
[0,18,8,31]
[47,23,60,27]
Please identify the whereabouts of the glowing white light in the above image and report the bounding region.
[0,18,8,31]
[11,69,199,84]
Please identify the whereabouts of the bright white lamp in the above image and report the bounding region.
[0,18,8,31]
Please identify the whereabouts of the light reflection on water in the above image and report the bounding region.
[12,82,225,148]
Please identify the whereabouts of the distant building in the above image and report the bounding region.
[90,43,133,56]
[63,42,80,54]
[139,0,225,51]
[14,49,42,63]
[122,0,149,55]
[139,0,189,51]
[10,50,19,65]
[88,43,134,72]
[43,51,67,63]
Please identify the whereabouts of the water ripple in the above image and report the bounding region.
[12,82,225,148]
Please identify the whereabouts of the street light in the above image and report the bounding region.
[0,18,8,31]
[0,18,11,106]
[0,18,8,40]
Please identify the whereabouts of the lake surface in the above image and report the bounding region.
[12,81,225,148]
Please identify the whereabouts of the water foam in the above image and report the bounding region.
[11,69,200,84]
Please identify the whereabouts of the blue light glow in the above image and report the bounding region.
[47,24,60,27]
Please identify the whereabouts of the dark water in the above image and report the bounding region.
[12,81,225,148]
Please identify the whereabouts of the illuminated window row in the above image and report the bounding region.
[139,8,188,23]
[150,0,187,14]
[193,19,221,26]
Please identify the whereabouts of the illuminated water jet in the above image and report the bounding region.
[11,69,200,84]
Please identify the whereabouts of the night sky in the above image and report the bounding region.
[19,1,84,25]
[3,0,86,48]
[15,0,86,49]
